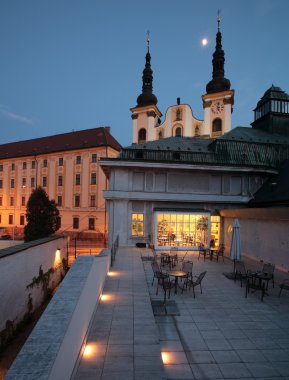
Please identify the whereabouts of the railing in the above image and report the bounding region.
[111,235,119,266]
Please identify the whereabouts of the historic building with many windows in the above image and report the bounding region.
[0,127,121,239]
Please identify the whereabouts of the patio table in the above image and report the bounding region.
[168,270,187,294]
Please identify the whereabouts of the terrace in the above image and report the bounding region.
[73,248,289,380]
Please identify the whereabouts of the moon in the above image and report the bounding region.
[201,38,208,46]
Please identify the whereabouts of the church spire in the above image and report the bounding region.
[206,12,231,94]
[136,31,158,107]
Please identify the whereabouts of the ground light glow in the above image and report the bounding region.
[83,343,97,359]
[161,352,173,364]
[100,294,110,301]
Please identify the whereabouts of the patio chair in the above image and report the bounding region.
[170,246,179,267]
[262,262,275,289]
[151,261,168,295]
[212,244,225,262]
[180,261,194,292]
[279,279,289,297]
[151,245,161,262]
[234,260,248,287]
[198,245,208,261]
[162,276,175,305]
[245,272,265,302]
[187,271,207,298]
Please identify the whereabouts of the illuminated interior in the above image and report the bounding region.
[156,212,220,248]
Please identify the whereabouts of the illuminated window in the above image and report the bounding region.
[88,218,95,230]
[20,215,25,225]
[91,172,97,185]
[73,217,79,229]
[132,213,144,237]
[92,154,97,163]
[210,215,221,248]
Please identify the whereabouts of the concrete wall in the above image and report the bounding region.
[6,250,111,380]
[0,235,67,331]
[222,208,289,272]
[0,240,23,250]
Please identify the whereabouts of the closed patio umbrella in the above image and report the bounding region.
[230,219,241,272]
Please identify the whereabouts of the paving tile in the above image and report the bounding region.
[186,350,216,364]
[164,364,194,379]
[191,363,224,379]
[211,350,241,363]
[245,362,281,378]
[218,363,252,378]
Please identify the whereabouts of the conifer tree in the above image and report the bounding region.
[24,187,60,242]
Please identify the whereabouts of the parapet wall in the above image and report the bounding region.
[5,249,111,380]
[0,235,67,332]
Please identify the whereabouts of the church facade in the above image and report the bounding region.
[101,20,289,253]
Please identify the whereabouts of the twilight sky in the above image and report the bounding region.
[0,0,288,147]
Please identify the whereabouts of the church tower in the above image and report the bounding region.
[202,15,234,138]
[131,33,162,144]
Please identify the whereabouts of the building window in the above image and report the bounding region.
[59,157,64,166]
[76,155,81,165]
[138,129,146,144]
[0,214,1,224]
[91,172,97,185]
[11,179,15,188]
[175,127,182,137]
[43,159,48,168]
[31,160,36,169]
[132,213,144,237]
[20,215,25,225]
[175,108,182,121]
[92,154,97,163]
[88,218,95,230]
[90,195,96,207]
[42,176,47,187]
[21,196,25,207]
[0,196,2,206]
[58,216,61,228]
[158,131,163,139]
[75,174,81,185]
[23,162,27,170]
[73,217,79,229]
[31,177,35,187]
[212,118,222,133]
[10,197,14,206]
[58,176,63,186]
[195,126,200,137]
[11,163,15,171]
[0,164,3,172]
[22,178,26,187]
[9,215,13,225]
[57,196,62,206]
[0,180,2,189]
[74,195,80,207]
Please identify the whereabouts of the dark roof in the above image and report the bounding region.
[250,160,289,206]
[218,126,289,144]
[115,127,289,169]
[0,127,122,159]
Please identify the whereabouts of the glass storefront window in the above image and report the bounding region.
[156,212,220,249]
[132,213,144,237]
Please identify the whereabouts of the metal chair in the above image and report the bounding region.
[212,244,225,262]
[262,262,275,289]
[279,279,289,297]
[151,261,168,295]
[187,271,207,298]
[198,245,208,261]
[180,261,193,292]
[234,260,248,287]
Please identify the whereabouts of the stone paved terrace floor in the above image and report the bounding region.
[74,248,289,380]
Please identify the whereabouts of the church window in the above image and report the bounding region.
[175,127,182,137]
[212,118,222,133]
[195,126,200,136]
[158,131,163,139]
[138,128,146,144]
